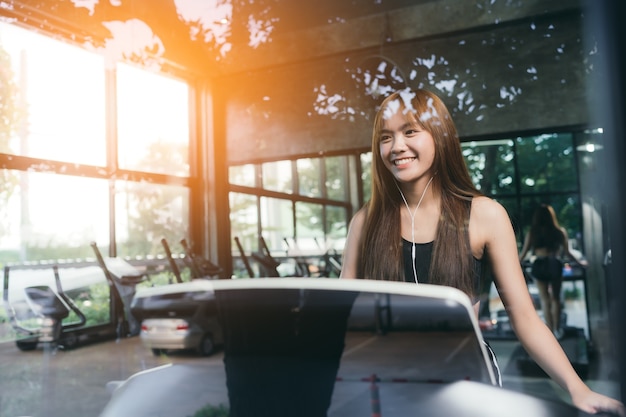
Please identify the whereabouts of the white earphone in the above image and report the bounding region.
[396,175,435,283]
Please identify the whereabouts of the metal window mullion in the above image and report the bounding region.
[104,64,118,257]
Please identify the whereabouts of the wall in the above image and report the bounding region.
[220,9,589,164]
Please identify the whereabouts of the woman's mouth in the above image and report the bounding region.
[394,157,416,166]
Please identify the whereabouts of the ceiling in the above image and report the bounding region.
[0,0,434,75]
[1,0,580,77]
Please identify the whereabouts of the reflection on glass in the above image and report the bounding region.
[520,195,582,245]
[516,133,578,194]
[324,205,348,251]
[3,266,113,340]
[260,196,294,252]
[295,202,324,247]
[229,164,256,187]
[462,139,515,195]
[117,63,190,176]
[360,152,372,205]
[0,22,106,165]
[262,160,292,193]
[229,192,258,246]
[230,192,259,278]
[114,180,189,258]
[215,284,494,417]
[325,156,347,201]
[0,171,109,262]
[297,158,321,197]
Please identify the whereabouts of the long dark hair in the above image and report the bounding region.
[358,88,482,298]
[529,204,564,252]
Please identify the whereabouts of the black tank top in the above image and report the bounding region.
[531,227,563,252]
[401,239,483,299]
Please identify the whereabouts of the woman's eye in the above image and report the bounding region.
[380,135,391,143]
[405,128,418,136]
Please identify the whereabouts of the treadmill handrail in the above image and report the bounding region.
[53,265,87,330]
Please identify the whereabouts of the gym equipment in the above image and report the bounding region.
[101,279,587,417]
[90,242,149,338]
[2,244,145,351]
[179,238,223,279]
[3,265,87,350]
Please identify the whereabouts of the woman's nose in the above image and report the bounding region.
[391,134,407,152]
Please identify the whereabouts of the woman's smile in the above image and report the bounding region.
[393,157,416,166]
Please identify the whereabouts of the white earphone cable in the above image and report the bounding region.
[397,176,435,283]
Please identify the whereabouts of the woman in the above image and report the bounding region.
[519,204,586,340]
[340,88,624,416]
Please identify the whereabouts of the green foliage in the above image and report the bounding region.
[462,133,583,243]
[64,282,111,326]
[21,245,97,262]
[119,141,189,259]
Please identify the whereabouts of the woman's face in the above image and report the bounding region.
[378,107,436,185]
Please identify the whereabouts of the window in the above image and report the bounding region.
[516,133,578,194]
[117,63,190,176]
[114,181,189,258]
[462,139,516,196]
[260,196,294,250]
[324,156,347,201]
[262,160,292,193]
[1,172,109,262]
[1,23,106,165]
[297,158,321,198]
[360,152,372,205]
[228,154,353,275]
[229,164,256,187]
[0,22,193,263]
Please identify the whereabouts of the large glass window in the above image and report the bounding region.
[462,139,516,196]
[324,156,347,200]
[114,181,189,258]
[1,171,109,262]
[117,63,190,176]
[260,196,294,251]
[295,202,324,245]
[262,160,292,193]
[360,152,372,205]
[228,154,353,276]
[516,133,579,194]
[229,192,258,252]
[462,133,582,241]
[1,23,106,166]
[297,158,321,198]
[325,205,348,251]
[229,164,256,187]
[0,22,193,263]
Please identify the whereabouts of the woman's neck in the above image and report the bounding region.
[398,177,437,209]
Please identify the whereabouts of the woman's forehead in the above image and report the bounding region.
[381,111,414,129]
[381,94,438,123]
[380,106,420,129]
[382,97,412,119]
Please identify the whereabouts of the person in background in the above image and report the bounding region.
[340,88,624,416]
[519,204,587,340]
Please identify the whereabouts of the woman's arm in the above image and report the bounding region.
[474,198,624,416]
[339,208,367,279]
[560,227,588,266]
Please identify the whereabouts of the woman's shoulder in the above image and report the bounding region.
[471,195,507,215]
[348,205,368,230]
[470,196,511,228]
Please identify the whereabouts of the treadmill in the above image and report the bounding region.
[100,278,593,417]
